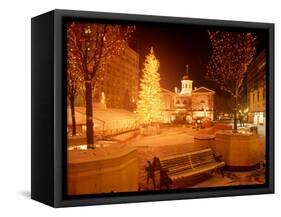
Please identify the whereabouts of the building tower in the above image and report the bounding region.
[180,64,193,96]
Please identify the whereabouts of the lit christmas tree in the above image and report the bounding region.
[137,47,162,125]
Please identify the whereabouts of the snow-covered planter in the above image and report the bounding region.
[68,145,138,195]
[214,130,263,171]
[194,134,215,150]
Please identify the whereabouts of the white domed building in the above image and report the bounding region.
[160,64,215,124]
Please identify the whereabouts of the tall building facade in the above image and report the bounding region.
[247,49,266,125]
[93,44,140,110]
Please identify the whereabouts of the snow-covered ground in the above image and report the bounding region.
[129,126,195,147]
[67,106,138,135]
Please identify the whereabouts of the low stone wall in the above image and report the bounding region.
[140,125,160,136]
[214,131,263,170]
[68,146,138,195]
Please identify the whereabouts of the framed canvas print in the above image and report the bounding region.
[31,9,274,207]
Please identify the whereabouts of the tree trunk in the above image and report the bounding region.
[70,95,76,136]
[233,96,238,133]
[85,80,94,148]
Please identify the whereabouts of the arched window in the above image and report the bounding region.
[200,100,205,104]
[183,100,187,104]
[176,100,180,104]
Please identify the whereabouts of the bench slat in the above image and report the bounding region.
[169,161,225,180]
[158,148,225,182]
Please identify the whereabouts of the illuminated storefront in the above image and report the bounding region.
[247,49,266,126]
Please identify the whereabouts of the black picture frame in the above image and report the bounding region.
[31,9,274,207]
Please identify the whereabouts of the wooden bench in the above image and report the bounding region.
[146,148,225,189]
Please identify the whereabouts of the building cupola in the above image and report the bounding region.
[180,64,193,96]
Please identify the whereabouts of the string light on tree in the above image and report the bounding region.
[67,47,83,136]
[137,47,162,125]
[206,31,256,132]
[67,22,135,147]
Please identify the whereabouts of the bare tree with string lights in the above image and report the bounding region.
[207,31,256,132]
[67,22,135,148]
[67,47,83,136]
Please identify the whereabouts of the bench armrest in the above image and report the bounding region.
[214,155,223,162]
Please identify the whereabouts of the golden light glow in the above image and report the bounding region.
[136,47,162,125]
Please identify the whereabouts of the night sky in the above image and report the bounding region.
[133,25,213,92]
